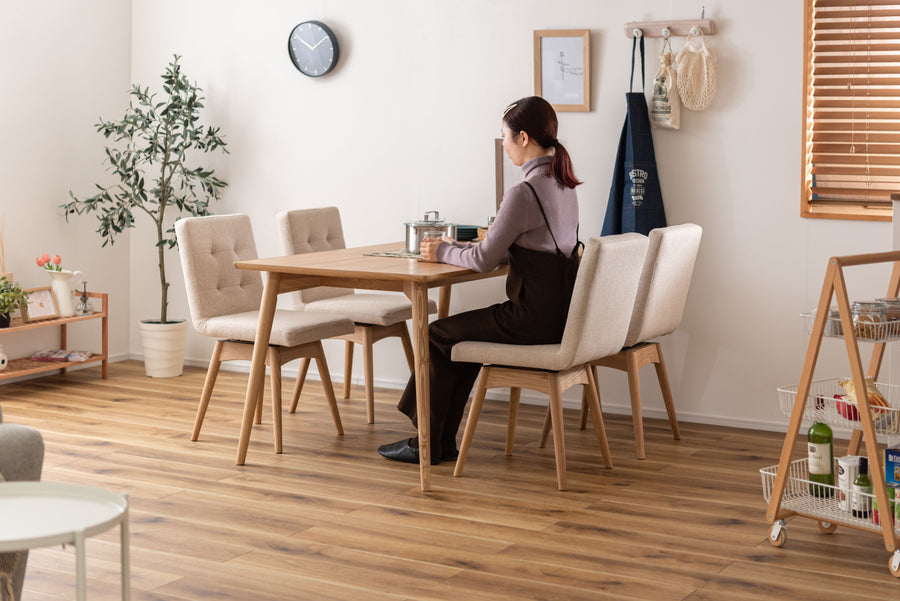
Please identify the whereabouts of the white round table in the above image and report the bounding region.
[0,482,130,601]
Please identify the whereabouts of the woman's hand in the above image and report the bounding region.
[419,237,449,262]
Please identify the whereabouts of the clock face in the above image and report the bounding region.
[288,21,339,78]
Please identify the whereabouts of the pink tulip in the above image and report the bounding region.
[53,255,61,266]
[41,253,50,263]
[36,256,44,267]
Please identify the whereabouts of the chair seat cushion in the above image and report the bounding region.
[196,310,354,347]
[303,293,437,326]
[451,341,567,371]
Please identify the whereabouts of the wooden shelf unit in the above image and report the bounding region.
[764,251,900,577]
[0,292,108,380]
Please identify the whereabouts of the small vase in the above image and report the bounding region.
[48,269,84,318]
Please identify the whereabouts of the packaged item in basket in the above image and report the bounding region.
[66,350,93,362]
[30,349,68,362]
[838,377,891,416]
[837,455,863,512]
[886,445,900,488]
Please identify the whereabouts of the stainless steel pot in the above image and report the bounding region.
[404,211,457,254]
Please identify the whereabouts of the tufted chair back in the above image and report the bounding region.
[276,207,353,306]
[175,214,265,337]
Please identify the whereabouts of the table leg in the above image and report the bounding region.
[121,508,131,601]
[438,285,451,319]
[237,272,281,465]
[75,530,86,601]
[407,282,432,491]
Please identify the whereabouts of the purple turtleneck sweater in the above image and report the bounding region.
[436,155,579,273]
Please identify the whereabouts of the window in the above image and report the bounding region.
[802,0,900,221]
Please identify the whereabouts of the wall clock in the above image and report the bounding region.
[288,21,340,78]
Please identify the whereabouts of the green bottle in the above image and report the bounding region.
[852,456,873,518]
[808,421,834,497]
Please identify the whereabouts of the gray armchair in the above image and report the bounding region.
[0,405,44,601]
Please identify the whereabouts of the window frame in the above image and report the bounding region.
[801,0,900,222]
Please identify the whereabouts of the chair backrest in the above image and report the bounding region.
[175,213,264,322]
[276,207,353,307]
[559,233,649,368]
[623,223,702,347]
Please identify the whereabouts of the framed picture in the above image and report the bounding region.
[534,29,590,112]
[22,287,58,322]
[494,138,524,210]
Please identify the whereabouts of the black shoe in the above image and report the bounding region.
[378,438,442,465]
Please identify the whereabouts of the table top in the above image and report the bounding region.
[0,482,128,551]
[235,242,507,287]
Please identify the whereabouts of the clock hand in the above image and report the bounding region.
[298,38,315,50]
[311,36,327,50]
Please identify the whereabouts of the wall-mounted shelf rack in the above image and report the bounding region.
[624,19,716,38]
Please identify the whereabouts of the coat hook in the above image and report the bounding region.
[633,28,643,38]
[690,26,701,36]
[661,27,671,39]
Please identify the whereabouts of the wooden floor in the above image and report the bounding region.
[2,360,899,600]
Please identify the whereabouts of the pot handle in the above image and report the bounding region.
[423,210,440,221]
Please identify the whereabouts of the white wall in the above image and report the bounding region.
[3,1,895,433]
[0,1,132,367]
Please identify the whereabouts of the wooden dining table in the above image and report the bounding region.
[234,241,507,491]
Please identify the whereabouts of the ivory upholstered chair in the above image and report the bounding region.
[577,223,702,460]
[276,207,436,424]
[176,214,354,453]
[451,234,649,490]
[0,405,44,601]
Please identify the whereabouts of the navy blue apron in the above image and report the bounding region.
[601,35,667,236]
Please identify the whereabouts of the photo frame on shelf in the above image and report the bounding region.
[22,287,58,322]
[534,29,591,112]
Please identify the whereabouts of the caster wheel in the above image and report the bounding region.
[817,520,837,534]
[890,550,900,578]
[768,523,787,547]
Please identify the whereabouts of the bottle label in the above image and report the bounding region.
[808,442,832,475]
[852,483,873,516]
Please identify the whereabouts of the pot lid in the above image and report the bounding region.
[405,210,449,226]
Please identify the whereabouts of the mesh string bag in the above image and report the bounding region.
[675,30,717,111]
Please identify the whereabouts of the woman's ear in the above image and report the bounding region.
[518,130,530,148]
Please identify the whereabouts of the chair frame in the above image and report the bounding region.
[192,339,343,453]
[455,363,612,491]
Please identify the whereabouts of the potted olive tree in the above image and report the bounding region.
[64,55,228,377]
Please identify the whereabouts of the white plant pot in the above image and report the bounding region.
[138,319,190,378]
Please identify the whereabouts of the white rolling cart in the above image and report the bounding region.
[0,481,130,600]
[761,251,900,577]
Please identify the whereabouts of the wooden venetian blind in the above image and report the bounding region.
[803,0,900,220]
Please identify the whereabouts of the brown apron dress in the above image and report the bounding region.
[397,183,580,459]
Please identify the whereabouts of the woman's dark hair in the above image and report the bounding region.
[503,96,582,188]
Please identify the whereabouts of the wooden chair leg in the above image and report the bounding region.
[289,358,310,414]
[254,368,265,425]
[579,388,589,430]
[539,405,551,448]
[585,365,613,468]
[315,344,344,436]
[267,348,283,454]
[343,340,354,399]
[506,388,521,455]
[192,340,224,441]
[548,373,567,491]
[454,368,489,478]
[654,346,681,440]
[362,327,375,424]
[626,353,646,460]
[399,324,415,372]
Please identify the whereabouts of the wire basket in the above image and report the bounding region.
[801,311,900,342]
[760,459,897,533]
[777,378,900,436]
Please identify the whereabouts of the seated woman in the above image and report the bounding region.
[379,96,583,464]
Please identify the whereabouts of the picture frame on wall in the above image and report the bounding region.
[534,29,590,112]
[22,287,58,322]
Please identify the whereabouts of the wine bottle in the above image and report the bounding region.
[808,421,834,497]
[852,456,873,518]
